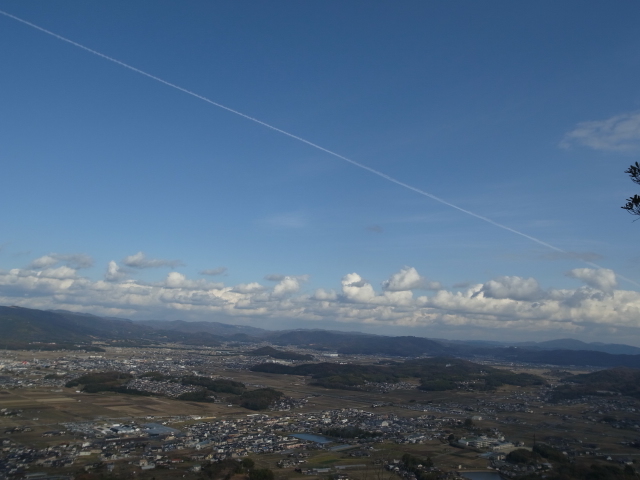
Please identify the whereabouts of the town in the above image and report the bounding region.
[2,342,640,480]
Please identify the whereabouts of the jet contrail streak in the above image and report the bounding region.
[2,9,638,288]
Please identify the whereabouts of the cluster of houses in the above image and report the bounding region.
[1,407,513,478]
[455,434,517,452]
[124,378,202,398]
[5,346,640,479]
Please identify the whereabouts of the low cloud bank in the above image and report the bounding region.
[1,257,638,338]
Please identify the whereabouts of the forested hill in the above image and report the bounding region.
[271,330,448,356]
[4,305,640,369]
[251,357,546,391]
[247,346,314,360]
[551,367,640,400]
[0,306,223,349]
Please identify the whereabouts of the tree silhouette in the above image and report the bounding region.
[622,162,640,216]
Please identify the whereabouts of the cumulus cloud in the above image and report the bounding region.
[122,252,183,269]
[162,272,224,290]
[342,273,377,302]
[29,256,58,269]
[232,283,266,294]
[29,253,93,269]
[366,225,384,233]
[105,261,128,282]
[1,258,639,338]
[266,274,310,284]
[382,267,441,291]
[314,288,338,301]
[199,267,227,276]
[478,276,543,301]
[273,276,305,296]
[566,268,617,292]
[560,111,640,152]
[38,266,78,279]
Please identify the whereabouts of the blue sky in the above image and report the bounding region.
[2,1,640,344]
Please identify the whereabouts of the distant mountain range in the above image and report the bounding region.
[137,319,268,339]
[0,306,224,348]
[438,337,640,355]
[3,305,640,368]
[512,338,640,355]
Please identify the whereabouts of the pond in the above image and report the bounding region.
[289,433,332,444]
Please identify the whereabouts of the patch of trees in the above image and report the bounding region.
[622,162,640,216]
[201,458,259,480]
[251,362,398,390]
[140,371,171,381]
[532,443,568,463]
[233,388,283,410]
[550,367,640,401]
[252,357,545,392]
[177,389,215,402]
[401,453,435,480]
[313,374,368,389]
[65,371,132,388]
[181,376,246,395]
[506,448,542,465]
[411,358,544,391]
[249,469,274,480]
[64,371,147,396]
[248,346,314,361]
[484,371,545,388]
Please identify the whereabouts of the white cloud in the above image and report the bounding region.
[162,272,224,290]
[105,261,127,282]
[122,251,183,269]
[1,259,639,338]
[313,288,338,301]
[29,253,93,269]
[341,273,413,305]
[382,267,441,291]
[38,266,78,280]
[479,276,543,301]
[29,255,59,269]
[273,276,304,296]
[566,268,617,292]
[232,283,266,294]
[561,111,640,152]
[342,273,377,302]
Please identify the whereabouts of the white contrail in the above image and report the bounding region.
[1,9,637,287]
